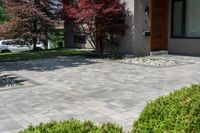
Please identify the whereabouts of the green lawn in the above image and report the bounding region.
[0,49,95,62]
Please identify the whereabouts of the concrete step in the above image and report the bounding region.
[150,50,169,56]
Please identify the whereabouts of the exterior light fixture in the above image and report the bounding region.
[145,6,150,16]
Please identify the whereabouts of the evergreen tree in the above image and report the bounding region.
[0,0,9,24]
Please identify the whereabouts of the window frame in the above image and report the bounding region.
[171,0,200,39]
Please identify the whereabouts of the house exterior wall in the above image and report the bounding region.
[121,0,200,56]
[132,0,150,56]
[118,0,150,56]
[64,0,200,56]
[168,0,200,56]
[168,39,200,56]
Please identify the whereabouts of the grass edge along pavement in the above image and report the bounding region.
[0,49,96,62]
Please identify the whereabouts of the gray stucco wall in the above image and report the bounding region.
[168,39,200,56]
[168,0,200,56]
[118,0,150,56]
[133,0,150,56]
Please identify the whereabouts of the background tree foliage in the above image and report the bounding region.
[0,0,9,24]
[0,0,61,50]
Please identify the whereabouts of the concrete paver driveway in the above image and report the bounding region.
[0,55,200,132]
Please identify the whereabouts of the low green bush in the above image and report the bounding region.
[19,85,200,133]
[50,31,64,49]
[19,119,125,133]
[132,84,200,133]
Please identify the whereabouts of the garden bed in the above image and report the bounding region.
[0,73,41,92]
[0,74,24,88]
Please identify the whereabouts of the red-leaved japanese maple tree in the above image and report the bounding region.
[63,0,127,54]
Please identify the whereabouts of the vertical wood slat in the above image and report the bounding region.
[150,0,169,51]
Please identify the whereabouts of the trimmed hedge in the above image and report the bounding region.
[132,84,200,133]
[19,119,125,133]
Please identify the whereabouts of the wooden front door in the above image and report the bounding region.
[150,0,169,51]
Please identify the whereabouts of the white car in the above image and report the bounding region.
[30,42,45,50]
[0,40,11,53]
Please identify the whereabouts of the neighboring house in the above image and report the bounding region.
[64,22,92,49]
[65,0,200,56]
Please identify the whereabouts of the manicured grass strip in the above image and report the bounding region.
[0,49,96,62]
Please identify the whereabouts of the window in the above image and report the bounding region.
[172,1,184,37]
[185,0,200,37]
[171,0,200,38]
[73,34,86,43]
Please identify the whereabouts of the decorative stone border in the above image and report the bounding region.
[118,56,192,68]
[0,73,41,92]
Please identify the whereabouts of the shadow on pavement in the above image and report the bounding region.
[0,74,27,88]
[0,57,98,72]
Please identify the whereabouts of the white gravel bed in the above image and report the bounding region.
[120,57,178,67]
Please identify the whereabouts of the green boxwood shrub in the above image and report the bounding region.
[132,84,200,133]
[19,119,125,133]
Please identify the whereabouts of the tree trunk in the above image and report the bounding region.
[43,39,48,49]
[34,0,40,5]
[95,24,103,54]
[64,20,68,48]
[32,37,37,50]
[32,0,40,51]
